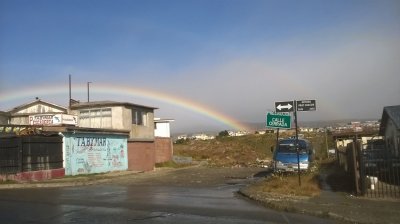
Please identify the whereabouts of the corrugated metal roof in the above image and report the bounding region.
[379,105,400,135]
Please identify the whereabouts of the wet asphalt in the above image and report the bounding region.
[0,168,334,224]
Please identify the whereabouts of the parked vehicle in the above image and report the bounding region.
[272,138,314,172]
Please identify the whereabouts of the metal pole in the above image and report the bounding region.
[325,128,329,158]
[294,100,301,186]
[87,82,92,102]
[69,74,72,108]
[275,128,280,171]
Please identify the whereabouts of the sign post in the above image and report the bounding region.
[273,99,317,187]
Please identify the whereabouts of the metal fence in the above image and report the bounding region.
[0,136,63,174]
[337,141,400,198]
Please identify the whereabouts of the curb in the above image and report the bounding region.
[0,171,143,190]
[237,187,359,224]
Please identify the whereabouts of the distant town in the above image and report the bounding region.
[175,119,381,141]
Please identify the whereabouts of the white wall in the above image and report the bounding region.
[155,122,171,138]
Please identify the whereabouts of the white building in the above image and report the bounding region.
[154,118,174,138]
[192,133,215,140]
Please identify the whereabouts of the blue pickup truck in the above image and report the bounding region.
[272,138,314,172]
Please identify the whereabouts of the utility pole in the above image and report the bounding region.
[69,74,72,108]
[294,100,301,186]
[87,82,92,102]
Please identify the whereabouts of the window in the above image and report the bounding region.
[132,109,148,126]
[79,108,112,128]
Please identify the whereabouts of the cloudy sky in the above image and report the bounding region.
[0,0,399,133]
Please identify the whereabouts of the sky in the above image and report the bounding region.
[0,0,399,133]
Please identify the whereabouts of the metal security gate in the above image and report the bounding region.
[337,141,400,198]
[0,137,21,174]
[360,151,400,198]
[0,136,63,174]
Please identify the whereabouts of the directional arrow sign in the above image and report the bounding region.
[266,112,291,129]
[275,101,294,112]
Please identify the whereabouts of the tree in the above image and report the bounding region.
[218,130,229,137]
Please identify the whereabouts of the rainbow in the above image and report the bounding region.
[0,83,251,131]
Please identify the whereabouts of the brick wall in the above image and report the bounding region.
[127,141,155,172]
[155,137,173,163]
[0,168,65,182]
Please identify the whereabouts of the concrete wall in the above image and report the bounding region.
[154,137,173,163]
[112,106,125,129]
[0,113,9,125]
[0,168,65,182]
[129,107,155,141]
[127,141,155,172]
[63,133,128,176]
[73,105,155,141]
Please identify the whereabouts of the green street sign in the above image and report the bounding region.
[266,113,291,129]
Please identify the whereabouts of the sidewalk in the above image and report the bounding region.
[240,170,400,224]
[0,170,143,189]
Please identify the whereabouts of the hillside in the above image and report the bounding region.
[174,132,334,167]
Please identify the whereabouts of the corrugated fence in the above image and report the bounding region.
[0,136,63,174]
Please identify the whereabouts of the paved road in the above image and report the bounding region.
[0,168,334,224]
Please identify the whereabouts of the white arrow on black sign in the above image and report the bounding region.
[275,101,294,112]
[277,103,293,111]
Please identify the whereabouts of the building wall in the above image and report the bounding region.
[129,107,155,141]
[111,106,124,129]
[336,139,354,150]
[385,119,400,157]
[155,122,171,138]
[63,132,128,175]
[154,137,173,163]
[72,105,155,141]
[10,102,66,125]
[10,116,30,125]
[0,113,9,124]
[15,104,65,114]
[127,141,155,171]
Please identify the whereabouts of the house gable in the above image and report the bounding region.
[9,99,67,115]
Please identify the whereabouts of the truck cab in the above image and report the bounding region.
[272,138,314,172]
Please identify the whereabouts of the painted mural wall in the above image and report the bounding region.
[63,133,128,176]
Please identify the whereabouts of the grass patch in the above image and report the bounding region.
[0,179,17,184]
[262,172,321,197]
[155,160,190,168]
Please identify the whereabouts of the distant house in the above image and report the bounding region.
[192,133,215,140]
[7,99,68,125]
[228,130,249,137]
[379,105,400,158]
